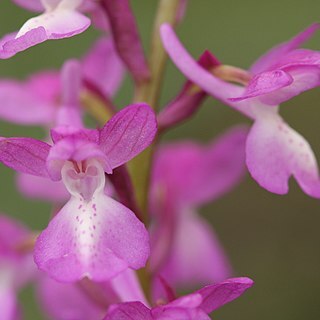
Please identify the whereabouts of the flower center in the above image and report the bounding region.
[61,159,105,201]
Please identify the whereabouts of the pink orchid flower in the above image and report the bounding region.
[0,92,157,282]
[161,23,320,198]
[0,215,35,320]
[149,126,248,291]
[0,41,123,203]
[104,277,253,320]
[0,0,93,58]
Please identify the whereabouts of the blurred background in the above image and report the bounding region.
[1,0,320,319]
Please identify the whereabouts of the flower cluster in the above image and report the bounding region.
[0,1,318,319]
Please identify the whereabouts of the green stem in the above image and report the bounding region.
[129,0,182,222]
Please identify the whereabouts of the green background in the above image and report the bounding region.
[1,0,320,319]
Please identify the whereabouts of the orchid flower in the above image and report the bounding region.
[0,41,123,203]
[0,215,35,320]
[104,277,253,320]
[149,126,247,291]
[0,0,92,58]
[160,23,320,198]
[0,85,157,282]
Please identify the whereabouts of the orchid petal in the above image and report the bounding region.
[0,77,56,125]
[99,104,157,169]
[0,7,90,58]
[104,302,152,320]
[102,0,150,83]
[229,70,294,104]
[246,114,320,197]
[152,126,247,208]
[159,24,254,119]
[231,66,320,106]
[17,173,68,202]
[0,138,50,177]
[0,215,29,256]
[271,49,320,69]
[152,294,210,320]
[34,161,149,282]
[13,0,44,12]
[27,71,60,103]
[108,269,148,305]
[159,211,232,289]
[0,288,19,320]
[259,66,320,105]
[34,192,150,282]
[83,37,124,97]
[198,277,254,314]
[37,276,106,320]
[250,23,320,74]
[60,59,82,108]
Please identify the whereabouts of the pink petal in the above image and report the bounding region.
[159,24,253,119]
[0,9,90,58]
[0,215,35,292]
[99,104,157,169]
[250,23,320,74]
[152,294,210,320]
[259,66,320,105]
[231,66,320,106]
[0,28,47,59]
[197,277,254,314]
[158,211,232,290]
[82,37,124,97]
[13,0,43,11]
[60,59,82,108]
[0,138,51,177]
[0,215,29,256]
[151,126,247,208]
[37,276,106,320]
[246,114,320,197]
[271,49,320,69]
[17,173,69,203]
[107,269,148,305]
[104,302,152,320]
[27,70,60,103]
[0,288,19,320]
[0,78,56,125]
[34,192,150,282]
[102,0,150,83]
[230,70,294,104]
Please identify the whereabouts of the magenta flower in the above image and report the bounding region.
[0,0,92,58]
[0,102,157,282]
[104,277,253,320]
[0,42,123,203]
[161,23,320,197]
[149,126,247,290]
[0,215,34,320]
